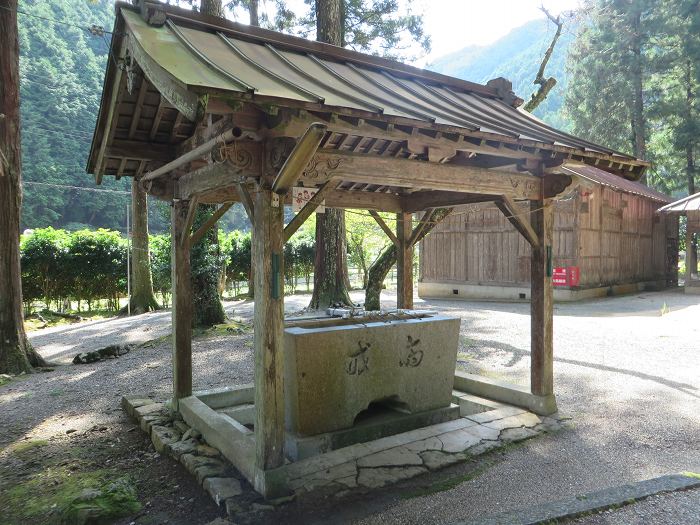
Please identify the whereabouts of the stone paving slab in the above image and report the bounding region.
[454,474,700,525]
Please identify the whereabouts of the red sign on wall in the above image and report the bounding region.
[552,266,580,287]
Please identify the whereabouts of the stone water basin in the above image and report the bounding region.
[284,312,461,436]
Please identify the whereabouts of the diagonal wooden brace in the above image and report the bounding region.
[283,180,339,242]
[369,210,399,247]
[496,195,540,248]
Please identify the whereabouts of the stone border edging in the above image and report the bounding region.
[453,473,700,525]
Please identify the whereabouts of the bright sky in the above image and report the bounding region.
[244,0,582,65]
[417,0,581,64]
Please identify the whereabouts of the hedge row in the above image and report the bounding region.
[20,228,316,313]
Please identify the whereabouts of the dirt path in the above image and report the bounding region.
[1,290,698,524]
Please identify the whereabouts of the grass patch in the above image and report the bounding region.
[400,460,491,499]
[0,374,12,388]
[0,466,140,525]
[11,439,49,454]
[682,471,700,479]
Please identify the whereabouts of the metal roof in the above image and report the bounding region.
[563,166,672,203]
[656,191,700,213]
[120,6,638,163]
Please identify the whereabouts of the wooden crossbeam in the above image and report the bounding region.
[402,191,495,213]
[495,196,540,247]
[176,149,262,199]
[412,207,454,246]
[107,140,175,163]
[304,151,544,200]
[190,202,233,246]
[369,210,399,247]
[283,180,339,242]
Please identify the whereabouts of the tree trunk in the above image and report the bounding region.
[630,6,646,174]
[201,0,224,17]
[191,204,226,327]
[128,177,159,314]
[309,0,352,309]
[309,210,353,308]
[191,0,226,327]
[0,0,47,373]
[364,208,452,310]
[249,0,259,26]
[364,244,397,311]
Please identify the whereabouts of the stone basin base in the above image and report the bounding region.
[284,313,461,436]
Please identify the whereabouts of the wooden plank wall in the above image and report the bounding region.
[419,187,675,288]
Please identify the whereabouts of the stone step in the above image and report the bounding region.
[451,390,508,416]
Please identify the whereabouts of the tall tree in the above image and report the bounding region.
[565,0,653,163]
[191,0,228,327]
[0,0,47,373]
[308,0,353,309]
[127,177,159,313]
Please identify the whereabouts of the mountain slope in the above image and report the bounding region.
[427,18,575,129]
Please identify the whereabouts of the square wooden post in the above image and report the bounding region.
[530,198,554,398]
[253,187,285,477]
[396,212,414,309]
[171,199,193,407]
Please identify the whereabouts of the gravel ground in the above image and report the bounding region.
[2,289,698,524]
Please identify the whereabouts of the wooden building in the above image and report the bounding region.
[420,165,678,301]
[87,2,648,497]
[658,191,700,294]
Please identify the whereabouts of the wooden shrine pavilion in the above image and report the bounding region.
[87,2,648,496]
[658,192,700,293]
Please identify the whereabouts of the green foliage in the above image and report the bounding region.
[20,227,69,309]
[20,228,126,313]
[150,234,172,307]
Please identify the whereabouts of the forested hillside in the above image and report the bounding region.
[17,0,129,230]
[428,17,575,129]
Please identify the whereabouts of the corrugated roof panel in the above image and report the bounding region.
[564,166,671,203]
[123,11,232,90]
[657,192,700,212]
[176,24,315,100]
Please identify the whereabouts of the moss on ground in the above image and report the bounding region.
[10,439,49,454]
[0,466,140,525]
[682,471,700,479]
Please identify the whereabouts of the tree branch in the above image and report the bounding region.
[524,6,564,113]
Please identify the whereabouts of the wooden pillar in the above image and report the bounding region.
[171,199,193,406]
[253,187,285,471]
[396,212,414,309]
[530,198,554,396]
[687,225,696,288]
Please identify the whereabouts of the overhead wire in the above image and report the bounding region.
[0,3,118,35]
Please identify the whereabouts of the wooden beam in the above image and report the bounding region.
[302,151,544,199]
[197,185,403,211]
[236,182,255,223]
[369,210,399,247]
[413,207,454,246]
[95,41,125,183]
[402,191,496,213]
[283,180,339,242]
[171,199,193,407]
[176,146,262,200]
[181,197,199,247]
[177,115,233,156]
[253,187,285,472]
[128,76,149,139]
[128,27,200,122]
[190,202,233,246]
[396,212,413,309]
[107,139,175,163]
[530,194,555,401]
[271,123,327,195]
[408,209,434,247]
[496,196,540,248]
[149,96,166,141]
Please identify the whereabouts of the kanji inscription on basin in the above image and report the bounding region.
[284,314,460,436]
